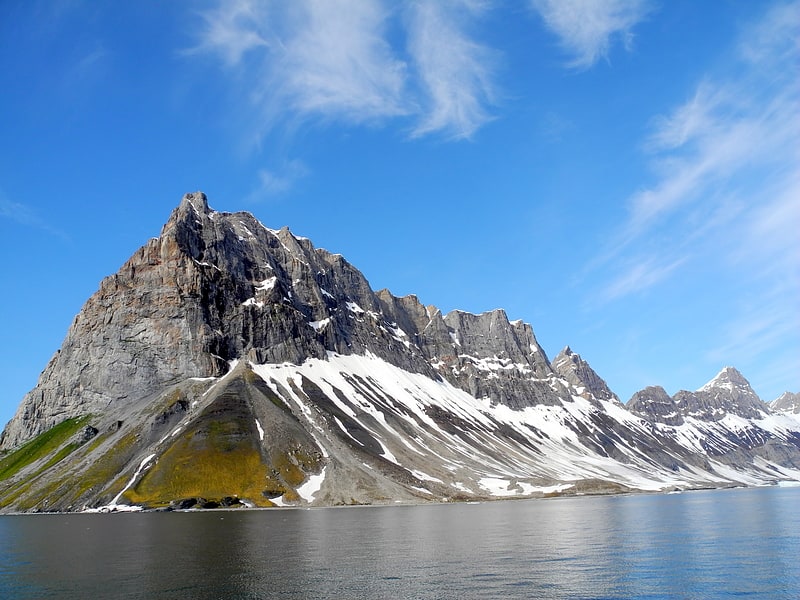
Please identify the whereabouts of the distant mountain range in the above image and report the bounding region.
[1,192,798,513]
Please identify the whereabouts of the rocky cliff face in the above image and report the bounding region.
[628,386,684,426]
[1,193,799,513]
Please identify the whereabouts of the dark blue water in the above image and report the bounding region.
[1,486,798,599]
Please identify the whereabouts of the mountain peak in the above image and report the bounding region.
[552,346,618,403]
[180,191,210,214]
[771,391,800,414]
[698,366,750,393]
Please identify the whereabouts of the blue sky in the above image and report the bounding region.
[1,0,798,426]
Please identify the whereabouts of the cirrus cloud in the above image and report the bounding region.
[530,0,652,69]
[189,0,500,142]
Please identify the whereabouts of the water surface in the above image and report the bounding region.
[1,486,798,599]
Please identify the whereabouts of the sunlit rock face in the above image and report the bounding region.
[1,193,799,513]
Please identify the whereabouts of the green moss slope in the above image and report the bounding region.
[0,416,90,482]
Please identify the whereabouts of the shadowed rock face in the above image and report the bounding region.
[1,193,799,513]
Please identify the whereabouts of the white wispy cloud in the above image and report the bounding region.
[531,0,651,68]
[191,0,408,136]
[261,0,409,125]
[600,256,687,302]
[592,1,799,392]
[187,0,269,66]
[189,0,500,141]
[406,0,496,140]
[594,1,799,297]
[707,283,798,366]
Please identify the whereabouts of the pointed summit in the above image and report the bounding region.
[687,366,766,420]
[628,386,683,426]
[698,366,750,393]
[552,346,619,403]
[3,192,800,513]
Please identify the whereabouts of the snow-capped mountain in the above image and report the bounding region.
[1,193,798,513]
[628,367,800,476]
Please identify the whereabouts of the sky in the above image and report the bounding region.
[1,0,798,427]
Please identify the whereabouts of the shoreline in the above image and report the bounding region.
[3,479,799,517]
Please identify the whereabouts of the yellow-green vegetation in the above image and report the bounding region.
[38,441,82,472]
[0,416,90,482]
[125,416,277,508]
[69,430,140,503]
[1,428,139,511]
[272,447,319,487]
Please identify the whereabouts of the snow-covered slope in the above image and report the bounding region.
[247,353,800,502]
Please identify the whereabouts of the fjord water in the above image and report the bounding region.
[1,487,798,599]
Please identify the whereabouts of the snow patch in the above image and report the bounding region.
[309,317,331,332]
[479,477,519,497]
[296,466,327,502]
[346,301,365,314]
[242,298,264,308]
[410,469,444,484]
[87,454,157,511]
[777,480,800,487]
[256,277,277,292]
[246,352,795,494]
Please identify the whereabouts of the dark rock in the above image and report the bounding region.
[0,192,564,450]
[628,386,683,426]
[81,426,99,442]
[172,498,198,510]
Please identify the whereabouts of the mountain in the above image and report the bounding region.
[772,392,800,414]
[1,193,799,513]
[628,367,800,473]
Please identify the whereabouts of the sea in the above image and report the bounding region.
[1,486,798,599]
